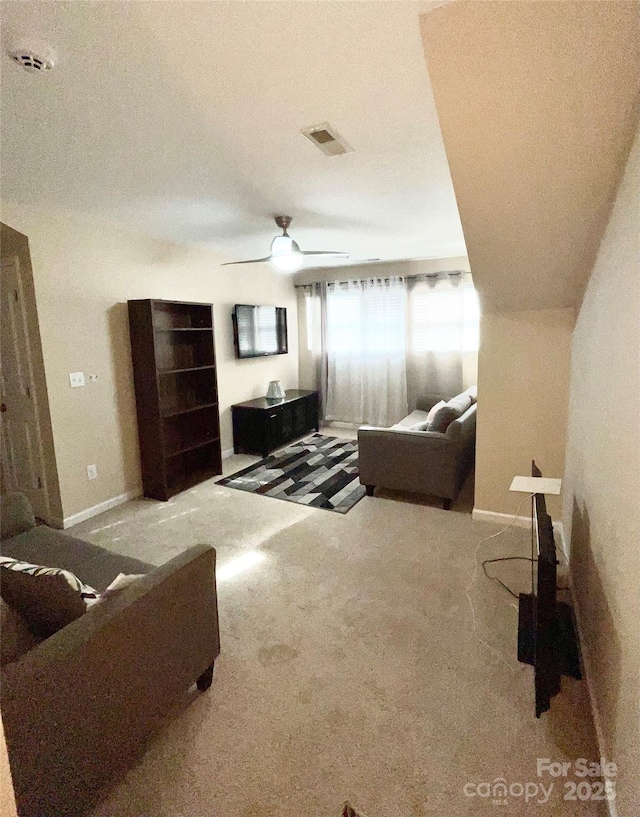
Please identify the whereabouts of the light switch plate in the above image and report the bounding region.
[69,371,85,388]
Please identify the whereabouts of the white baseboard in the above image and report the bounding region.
[472,507,533,529]
[321,420,360,430]
[63,488,142,529]
[568,573,618,817]
[472,508,568,562]
[221,447,235,459]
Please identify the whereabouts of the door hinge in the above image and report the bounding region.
[14,289,19,302]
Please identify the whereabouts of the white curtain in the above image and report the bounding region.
[309,277,408,426]
[307,282,329,418]
[407,272,479,406]
[305,273,479,425]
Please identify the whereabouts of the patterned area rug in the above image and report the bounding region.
[218,434,366,513]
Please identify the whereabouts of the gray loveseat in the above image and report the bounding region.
[358,387,477,508]
[0,493,220,817]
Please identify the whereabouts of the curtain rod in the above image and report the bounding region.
[294,270,467,289]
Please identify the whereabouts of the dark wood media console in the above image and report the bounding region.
[231,389,319,457]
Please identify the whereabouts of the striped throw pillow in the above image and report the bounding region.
[0,556,98,639]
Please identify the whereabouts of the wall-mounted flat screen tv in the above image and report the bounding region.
[232,304,288,359]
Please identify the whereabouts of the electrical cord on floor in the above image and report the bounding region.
[482,556,570,598]
[482,556,535,599]
[465,492,534,670]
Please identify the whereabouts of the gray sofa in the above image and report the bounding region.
[358,388,477,508]
[0,493,220,817]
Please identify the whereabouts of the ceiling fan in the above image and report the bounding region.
[222,216,349,272]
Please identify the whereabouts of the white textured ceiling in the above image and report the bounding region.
[0,0,465,266]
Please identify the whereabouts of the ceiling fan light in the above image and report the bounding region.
[271,235,296,255]
[271,253,304,272]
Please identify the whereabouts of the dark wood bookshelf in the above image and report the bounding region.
[154,327,213,332]
[128,299,222,501]
[159,365,217,375]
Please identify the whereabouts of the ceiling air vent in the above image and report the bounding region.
[301,123,353,157]
[8,39,56,73]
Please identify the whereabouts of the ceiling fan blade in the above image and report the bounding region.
[221,257,273,266]
[300,251,349,257]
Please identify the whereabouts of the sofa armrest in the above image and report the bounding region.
[0,493,36,540]
[1,544,219,817]
[358,426,465,499]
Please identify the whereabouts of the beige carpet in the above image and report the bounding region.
[69,441,603,817]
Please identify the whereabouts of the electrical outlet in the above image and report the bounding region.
[87,464,98,481]
[69,371,85,388]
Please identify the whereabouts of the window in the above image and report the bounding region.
[326,281,406,356]
[410,276,479,353]
[326,285,363,353]
[306,275,480,356]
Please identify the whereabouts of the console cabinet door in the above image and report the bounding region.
[293,401,307,436]
[264,409,281,455]
[279,404,293,442]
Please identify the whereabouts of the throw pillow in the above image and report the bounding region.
[0,557,98,639]
[0,598,38,666]
[410,421,430,431]
[100,572,144,599]
[429,404,460,434]
[426,399,447,425]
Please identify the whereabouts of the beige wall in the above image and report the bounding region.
[563,129,640,814]
[420,1,640,312]
[294,256,478,401]
[474,308,574,520]
[0,203,298,524]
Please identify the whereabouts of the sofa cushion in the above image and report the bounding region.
[76,551,152,592]
[430,390,476,433]
[391,409,431,431]
[1,526,153,592]
[447,391,474,416]
[0,557,99,639]
[0,598,38,666]
[1,526,105,572]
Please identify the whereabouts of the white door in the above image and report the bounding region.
[0,255,49,518]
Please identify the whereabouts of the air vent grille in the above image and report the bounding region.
[301,123,353,157]
[9,47,55,73]
[310,129,335,145]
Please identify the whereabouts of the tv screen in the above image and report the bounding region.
[233,305,288,359]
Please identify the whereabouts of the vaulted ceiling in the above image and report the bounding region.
[0,0,465,266]
[421,1,640,312]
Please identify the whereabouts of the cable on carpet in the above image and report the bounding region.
[464,492,534,671]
